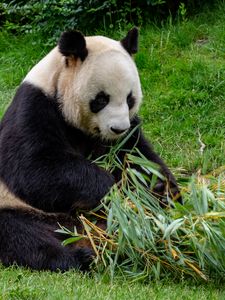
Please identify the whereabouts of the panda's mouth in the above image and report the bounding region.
[93,126,127,141]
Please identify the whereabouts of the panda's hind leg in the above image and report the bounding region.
[0,208,93,271]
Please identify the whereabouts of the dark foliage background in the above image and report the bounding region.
[0,0,215,38]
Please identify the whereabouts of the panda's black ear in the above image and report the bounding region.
[121,27,139,55]
[58,31,88,61]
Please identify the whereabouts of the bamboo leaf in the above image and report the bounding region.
[62,236,83,246]
[163,218,184,240]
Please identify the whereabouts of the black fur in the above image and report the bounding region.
[0,83,114,212]
[121,27,139,55]
[58,31,88,61]
[90,91,110,114]
[127,92,136,110]
[0,208,93,271]
[0,82,181,271]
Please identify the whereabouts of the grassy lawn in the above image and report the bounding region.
[0,3,225,299]
[0,266,225,300]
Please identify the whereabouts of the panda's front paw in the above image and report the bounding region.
[152,179,182,206]
[73,169,115,211]
[73,248,95,272]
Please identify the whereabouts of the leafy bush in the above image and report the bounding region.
[0,0,148,35]
[0,0,215,38]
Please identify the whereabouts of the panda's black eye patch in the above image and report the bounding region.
[127,92,135,110]
[90,91,110,113]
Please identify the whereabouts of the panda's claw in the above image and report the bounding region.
[152,179,182,206]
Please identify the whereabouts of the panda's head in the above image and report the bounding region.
[56,28,142,140]
[25,28,142,141]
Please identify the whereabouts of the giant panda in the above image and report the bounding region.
[0,28,181,272]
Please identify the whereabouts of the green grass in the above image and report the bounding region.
[136,21,225,173]
[0,266,225,300]
[0,31,50,119]
[0,2,225,299]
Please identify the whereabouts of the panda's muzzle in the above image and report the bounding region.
[110,126,129,135]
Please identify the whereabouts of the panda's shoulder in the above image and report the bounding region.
[3,82,62,127]
[0,82,67,151]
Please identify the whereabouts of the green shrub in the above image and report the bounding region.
[0,0,215,39]
[0,0,152,36]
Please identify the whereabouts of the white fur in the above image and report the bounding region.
[24,35,142,140]
[0,181,37,210]
[24,47,64,96]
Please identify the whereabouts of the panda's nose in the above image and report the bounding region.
[110,127,129,134]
